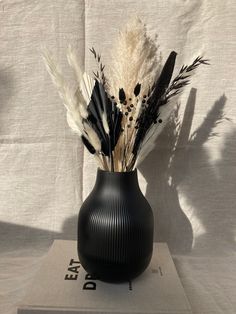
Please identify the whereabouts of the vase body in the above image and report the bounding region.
[77,168,154,282]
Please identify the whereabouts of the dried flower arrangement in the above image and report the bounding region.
[42,17,208,172]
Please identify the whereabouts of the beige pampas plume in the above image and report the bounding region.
[106,17,163,170]
[108,17,161,100]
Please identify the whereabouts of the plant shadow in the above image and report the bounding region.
[1,89,233,258]
[138,88,228,254]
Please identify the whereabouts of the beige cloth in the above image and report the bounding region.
[0,1,236,313]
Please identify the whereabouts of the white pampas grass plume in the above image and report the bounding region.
[42,48,69,105]
[67,45,95,110]
[108,17,161,100]
[66,111,82,135]
[67,44,83,82]
[93,153,107,170]
[83,122,101,152]
[102,112,110,134]
[81,72,95,104]
[42,47,91,137]
[42,48,75,113]
[134,100,177,167]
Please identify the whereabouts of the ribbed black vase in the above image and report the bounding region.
[77,168,154,282]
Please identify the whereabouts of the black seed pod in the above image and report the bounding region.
[134,83,141,96]
[119,88,126,103]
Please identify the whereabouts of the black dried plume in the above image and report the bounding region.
[81,47,123,162]
[86,80,122,157]
[132,51,177,157]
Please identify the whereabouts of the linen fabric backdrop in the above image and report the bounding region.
[0,1,236,313]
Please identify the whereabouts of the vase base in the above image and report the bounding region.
[78,253,153,283]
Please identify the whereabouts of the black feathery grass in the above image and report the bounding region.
[90,47,107,86]
[166,56,210,101]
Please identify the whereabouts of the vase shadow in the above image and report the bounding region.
[138,89,227,255]
[177,93,236,257]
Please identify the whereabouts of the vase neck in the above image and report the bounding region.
[94,168,139,191]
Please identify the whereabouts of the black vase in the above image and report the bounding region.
[77,168,154,282]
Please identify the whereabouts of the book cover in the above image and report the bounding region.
[17,240,192,314]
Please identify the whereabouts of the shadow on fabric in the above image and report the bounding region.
[1,89,232,257]
[138,88,228,255]
[0,218,77,254]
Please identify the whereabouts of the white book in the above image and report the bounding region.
[17,240,192,314]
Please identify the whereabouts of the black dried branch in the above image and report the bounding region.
[100,63,105,72]
[93,71,99,79]
[186,56,210,72]
[90,47,108,85]
[89,47,96,59]
[166,56,209,100]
